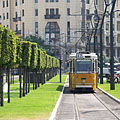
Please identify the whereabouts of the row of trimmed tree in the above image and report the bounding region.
[0,25,60,106]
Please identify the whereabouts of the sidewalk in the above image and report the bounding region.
[54,78,76,120]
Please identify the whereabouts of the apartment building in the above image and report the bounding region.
[1,0,120,61]
[104,0,120,60]
[0,0,82,56]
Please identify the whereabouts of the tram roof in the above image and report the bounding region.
[69,52,97,60]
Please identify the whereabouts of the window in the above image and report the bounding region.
[16,12,18,18]
[106,36,109,45]
[95,0,98,5]
[106,23,109,30]
[67,0,70,3]
[16,24,18,31]
[117,34,120,43]
[76,60,93,72]
[0,15,1,20]
[15,0,18,6]
[7,13,9,19]
[86,0,89,4]
[46,9,49,15]
[6,0,8,7]
[35,22,38,34]
[67,8,70,15]
[22,9,24,16]
[117,21,120,31]
[35,9,38,16]
[35,0,38,3]
[106,49,109,57]
[3,13,5,20]
[3,1,5,8]
[50,0,54,2]
[50,9,54,15]
[56,8,59,15]
[22,0,24,4]
[117,48,120,57]
[22,22,25,37]
[46,0,49,2]
[45,22,60,42]
[67,21,70,42]
[86,9,90,14]
[56,0,59,2]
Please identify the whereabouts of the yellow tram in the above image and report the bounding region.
[69,52,98,91]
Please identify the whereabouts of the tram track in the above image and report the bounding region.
[73,93,80,120]
[93,91,120,120]
[73,88,120,120]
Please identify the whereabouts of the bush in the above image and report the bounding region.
[0,26,16,67]
[21,41,32,68]
[30,43,38,70]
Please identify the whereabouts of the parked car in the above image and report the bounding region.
[98,68,110,82]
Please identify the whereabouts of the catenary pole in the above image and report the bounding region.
[110,0,116,90]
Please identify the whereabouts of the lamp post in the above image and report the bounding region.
[59,32,66,83]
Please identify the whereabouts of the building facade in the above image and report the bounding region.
[0,0,120,61]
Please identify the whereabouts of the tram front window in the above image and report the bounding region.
[76,60,92,72]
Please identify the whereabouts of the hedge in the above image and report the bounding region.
[21,41,32,68]
[30,42,38,70]
[0,27,16,67]
[0,25,60,70]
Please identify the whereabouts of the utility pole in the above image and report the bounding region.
[100,1,109,84]
[81,0,85,50]
[110,0,116,90]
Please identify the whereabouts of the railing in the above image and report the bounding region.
[13,17,21,22]
[44,15,60,19]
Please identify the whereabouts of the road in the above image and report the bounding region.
[55,82,120,120]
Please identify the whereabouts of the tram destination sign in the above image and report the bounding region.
[76,53,83,59]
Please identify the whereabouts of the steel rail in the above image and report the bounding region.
[93,92,120,120]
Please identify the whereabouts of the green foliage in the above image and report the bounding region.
[52,58,60,68]
[24,35,51,53]
[36,49,41,70]
[0,26,16,67]
[30,42,38,69]
[16,37,23,65]
[0,25,59,70]
[21,41,32,68]
[46,55,52,69]
[40,50,46,70]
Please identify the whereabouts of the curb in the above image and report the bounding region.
[49,76,68,120]
[98,87,120,104]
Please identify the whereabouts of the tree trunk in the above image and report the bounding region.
[23,69,25,97]
[33,71,35,90]
[25,69,27,94]
[28,70,30,93]
[7,68,10,103]
[19,68,22,98]
[0,67,3,106]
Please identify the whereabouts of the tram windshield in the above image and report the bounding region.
[76,60,93,72]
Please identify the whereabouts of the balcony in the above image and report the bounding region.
[15,30,21,35]
[13,17,21,22]
[44,14,60,19]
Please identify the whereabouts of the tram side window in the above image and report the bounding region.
[70,61,72,72]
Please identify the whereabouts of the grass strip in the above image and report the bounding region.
[99,83,120,100]
[0,75,67,120]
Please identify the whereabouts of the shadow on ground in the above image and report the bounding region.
[63,87,95,94]
[56,85,64,92]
